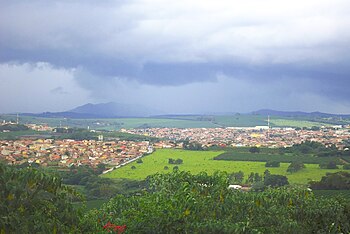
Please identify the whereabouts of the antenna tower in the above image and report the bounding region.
[267,115,270,140]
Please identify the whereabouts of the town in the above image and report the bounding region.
[125,125,350,149]
[1,121,350,169]
[0,138,152,168]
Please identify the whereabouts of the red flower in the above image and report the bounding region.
[102,222,126,233]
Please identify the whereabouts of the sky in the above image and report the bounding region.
[1,0,350,114]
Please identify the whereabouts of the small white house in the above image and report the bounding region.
[228,185,242,190]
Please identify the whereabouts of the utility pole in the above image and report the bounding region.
[267,115,270,140]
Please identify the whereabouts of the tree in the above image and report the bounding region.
[136,159,143,164]
[264,174,289,187]
[319,161,338,169]
[254,173,262,182]
[131,165,136,170]
[168,158,175,164]
[249,146,260,153]
[263,169,271,179]
[229,171,244,184]
[247,172,255,184]
[175,158,183,164]
[287,161,305,173]
[0,163,82,233]
[96,163,107,174]
[309,172,350,190]
[168,158,183,165]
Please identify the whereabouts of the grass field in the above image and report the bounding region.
[2,114,334,130]
[214,151,350,164]
[102,149,347,184]
[0,130,53,139]
[213,115,267,127]
[98,118,217,130]
[270,118,332,128]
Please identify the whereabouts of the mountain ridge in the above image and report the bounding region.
[16,105,350,119]
[252,109,350,118]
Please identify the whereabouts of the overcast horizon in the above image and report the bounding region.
[1,0,350,114]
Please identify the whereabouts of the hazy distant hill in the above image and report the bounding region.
[72,102,164,117]
[22,102,161,118]
[252,109,350,118]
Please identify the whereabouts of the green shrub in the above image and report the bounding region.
[0,163,82,233]
[82,171,350,233]
[287,161,305,173]
[319,161,339,169]
[265,161,280,167]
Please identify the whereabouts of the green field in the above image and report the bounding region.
[0,130,53,139]
[213,115,267,127]
[103,149,347,184]
[1,114,335,130]
[98,118,218,130]
[270,118,332,128]
[215,151,350,164]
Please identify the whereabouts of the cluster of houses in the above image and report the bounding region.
[124,126,350,149]
[0,139,152,168]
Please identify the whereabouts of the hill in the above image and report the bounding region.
[21,102,161,118]
[253,109,350,118]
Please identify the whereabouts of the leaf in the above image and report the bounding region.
[184,208,191,216]
[7,193,14,201]
[255,200,261,207]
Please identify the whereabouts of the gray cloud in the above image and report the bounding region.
[50,86,68,95]
[1,0,350,113]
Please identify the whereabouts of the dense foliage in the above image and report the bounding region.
[310,171,350,190]
[214,147,350,165]
[281,141,350,158]
[319,161,339,169]
[0,124,29,131]
[183,140,205,150]
[249,146,260,153]
[287,161,305,173]
[0,163,82,233]
[61,165,144,199]
[168,158,183,164]
[82,171,350,233]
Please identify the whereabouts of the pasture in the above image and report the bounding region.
[270,118,332,128]
[102,149,347,184]
[214,151,350,164]
[1,114,333,130]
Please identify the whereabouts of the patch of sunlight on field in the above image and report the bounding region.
[102,149,346,185]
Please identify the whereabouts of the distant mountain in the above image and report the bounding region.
[252,109,350,118]
[69,102,159,117]
[22,102,162,118]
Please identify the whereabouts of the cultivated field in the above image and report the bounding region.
[1,114,334,130]
[270,118,332,128]
[215,151,350,164]
[102,149,347,184]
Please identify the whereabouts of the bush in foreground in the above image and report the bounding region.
[0,163,82,233]
[82,171,350,233]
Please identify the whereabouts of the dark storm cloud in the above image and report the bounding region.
[1,0,350,112]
